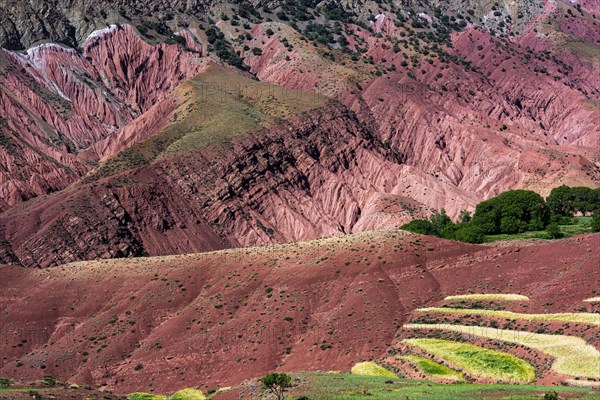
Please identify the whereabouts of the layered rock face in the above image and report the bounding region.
[0,103,469,268]
[0,24,202,211]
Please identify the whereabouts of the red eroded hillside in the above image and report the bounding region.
[0,231,598,393]
[245,10,600,205]
[0,0,598,269]
[0,24,203,211]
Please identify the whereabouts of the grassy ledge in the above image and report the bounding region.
[583,297,600,303]
[293,372,598,399]
[91,62,326,179]
[405,323,600,379]
[402,338,536,383]
[171,388,207,400]
[444,294,530,302]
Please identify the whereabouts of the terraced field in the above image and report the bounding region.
[417,307,600,325]
[351,362,397,378]
[397,355,464,382]
[405,324,600,379]
[402,339,536,383]
[584,297,600,303]
[387,293,600,386]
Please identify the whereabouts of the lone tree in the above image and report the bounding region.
[260,373,291,400]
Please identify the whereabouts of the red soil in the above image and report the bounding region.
[0,231,597,393]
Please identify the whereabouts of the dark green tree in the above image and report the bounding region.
[260,373,292,400]
[451,223,484,243]
[546,185,573,216]
[458,209,472,223]
[571,186,598,215]
[547,185,600,217]
[430,209,452,236]
[472,190,549,234]
[592,209,600,233]
[545,223,562,239]
[400,219,436,236]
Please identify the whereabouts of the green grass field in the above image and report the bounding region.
[417,307,600,325]
[290,372,599,399]
[398,355,464,381]
[402,339,536,383]
[3,374,599,399]
[405,323,600,379]
[485,216,593,242]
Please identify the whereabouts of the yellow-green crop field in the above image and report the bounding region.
[405,323,600,379]
[402,338,536,383]
[397,355,464,381]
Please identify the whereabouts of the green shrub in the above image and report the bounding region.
[545,223,562,239]
[260,373,292,400]
[544,391,559,400]
[451,223,484,243]
[592,210,600,232]
[0,378,12,388]
[401,219,436,236]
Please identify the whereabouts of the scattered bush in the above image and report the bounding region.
[544,391,559,400]
[545,223,562,239]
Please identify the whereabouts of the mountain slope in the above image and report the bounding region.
[0,1,598,267]
[1,231,598,393]
[0,24,202,211]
